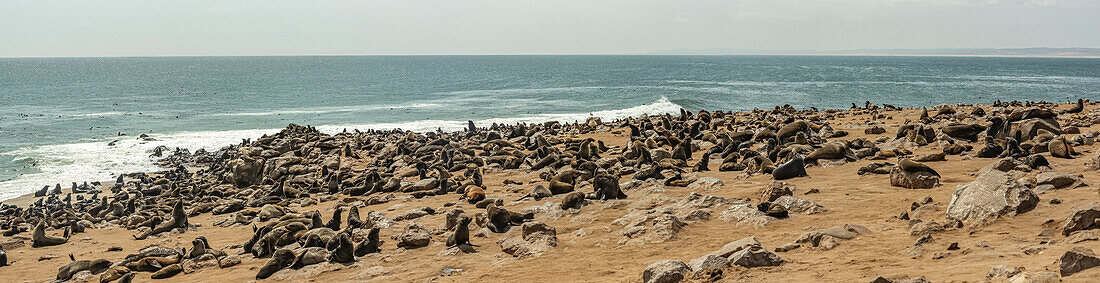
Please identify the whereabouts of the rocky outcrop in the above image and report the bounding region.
[889,166,939,189]
[500,221,558,258]
[1062,202,1100,236]
[643,260,690,283]
[945,167,1038,225]
[1059,247,1100,276]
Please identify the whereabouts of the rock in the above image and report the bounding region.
[1008,272,1060,283]
[890,166,939,189]
[687,254,729,272]
[1067,230,1100,244]
[989,158,1020,172]
[987,265,1023,280]
[229,158,264,187]
[865,126,887,134]
[718,204,775,227]
[945,168,1038,225]
[1060,247,1100,276]
[772,196,826,214]
[643,260,690,283]
[1035,172,1082,190]
[647,215,686,243]
[761,181,795,202]
[500,221,558,258]
[794,224,871,247]
[687,177,723,191]
[1062,201,1100,236]
[677,192,747,208]
[1000,118,1061,141]
[909,221,945,237]
[729,246,783,267]
[714,237,763,258]
[393,222,431,249]
[219,255,242,268]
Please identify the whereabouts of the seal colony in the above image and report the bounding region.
[2,99,1100,282]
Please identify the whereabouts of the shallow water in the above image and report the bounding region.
[1,55,1098,200]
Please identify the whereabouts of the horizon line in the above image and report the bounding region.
[5,49,1100,59]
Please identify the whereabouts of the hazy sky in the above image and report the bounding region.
[2,0,1098,57]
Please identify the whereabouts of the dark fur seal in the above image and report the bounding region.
[548,169,579,194]
[33,220,69,247]
[899,158,939,177]
[446,216,474,248]
[134,200,188,240]
[590,173,627,200]
[521,184,552,200]
[0,246,8,267]
[942,123,985,142]
[772,155,809,180]
[692,152,711,171]
[486,204,533,233]
[347,206,363,229]
[256,248,294,279]
[290,247,331,269]
[328,233,355,264]
[560,191,587,210]
[57,257,111,281]
[354,228,382,256]
[325,208,342,231]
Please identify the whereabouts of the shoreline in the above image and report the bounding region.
[2,99,1100,282]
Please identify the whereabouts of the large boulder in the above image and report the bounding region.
[1059,247,1100,276]
[729,246,783,267]
[393,222,431,249]
[945,168,1038,225]
[643,260,690,283]
[500,221,558,258]
[229,157,265,187]
[999,118,1061,141]
[1062,202,1100,236]
[889,166,939,189]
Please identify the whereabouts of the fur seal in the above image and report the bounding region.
[290,247,331,269]
[328,233,355,264]
[522,184,553,200]
[486,204,533,233]
[134,200,188,240]
[942,123,985,142]
[772,155,809,180]
[256,248,294,279]
[150,263,183,279]
[57,257,111,281]
[354,228,382,256]
[33,220,69,247]
[693,151,712,172]
[560,191,587,210]
[1064,98,1084,114]
[898,158,939,177]
[99,266,131,282]
[446,216,474,248]
[548,169,579,194]
[804,142,856,164]
[590,173,627,200]
[325,208,342,231]
[347,206,363,229]
[0,246,8,267]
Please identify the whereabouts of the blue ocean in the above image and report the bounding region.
[1,55,1098,200]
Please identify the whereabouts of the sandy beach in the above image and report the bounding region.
[2,100,1099,283]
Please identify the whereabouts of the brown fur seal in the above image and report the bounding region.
[354,228,382,256]
[560,191,587,210]
[0,246,8,267]
[942,123,985,142]
[328,233,355,264]
[347,206,363,229]
[692,152,711,171]
[548,169,579,194]
[772,155,809,180]
[1064,98,1084,114]
[57,256,111,281]
[446,216,474,248]
[33,220,69,247]
[804,142,855,164]
[590,173,627,200]
[325,208,342,231]
[290,247,331,269]
[134,200,188,240]
[486,204,533,233]
[150,263,182,279]
[521,184,553,200]
[256,248,294,279]
[899,158,939,177]
[99,266,131,282]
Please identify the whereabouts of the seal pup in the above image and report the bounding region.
[560,191,587,210]
[446,216,475,248]
[33,220,69,247]
[898,158,939,177]
[354,228,382,256]
[772,155,809,180]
